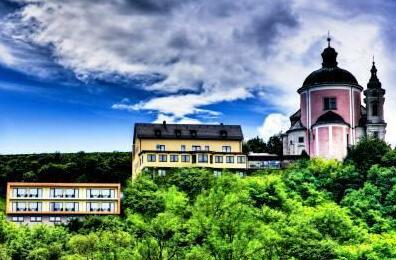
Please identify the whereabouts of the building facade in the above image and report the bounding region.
[132,122,247,178]
[6,182,121,225]
[283,38,386,160]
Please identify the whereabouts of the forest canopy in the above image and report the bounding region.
[0,138,395,259]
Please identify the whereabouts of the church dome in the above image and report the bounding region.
[298,38,360,93]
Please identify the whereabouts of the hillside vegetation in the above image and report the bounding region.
[0,152,131,195]
[0,138,395,259]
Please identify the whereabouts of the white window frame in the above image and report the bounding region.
[222,146,232,153]
[147,154,156,162]
[181,155,190,162]
[237,156,246,164]
[226,156,234,163]
[156,144,166,151]
[215,156,223,163]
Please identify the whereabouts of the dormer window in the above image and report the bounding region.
[323,97,337,110]
[220,130,227,138]
[154,129,161,137]
[175,129,182,137]
[190,130,197,137]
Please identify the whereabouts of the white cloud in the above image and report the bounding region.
[0,42,15,65]
[2,0,396,145]
[258,113,290,141]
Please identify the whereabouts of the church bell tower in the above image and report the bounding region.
[364,60,386,139]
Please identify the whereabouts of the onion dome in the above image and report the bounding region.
[367,61,382,89]
[313,111,349,126]
[298,37,360,93]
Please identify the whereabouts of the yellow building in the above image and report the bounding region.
[132,122,247,178]
[6,182,121,225]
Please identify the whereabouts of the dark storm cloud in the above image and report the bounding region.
[233,2,298,53]
[121,0,193,14]
[0,0,21,17]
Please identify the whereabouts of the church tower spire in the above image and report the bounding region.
[321,34,338,68]
[364,58,386,139]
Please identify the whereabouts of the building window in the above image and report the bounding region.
[28,202,42,212]
[298,137,304,143]
[226,156,234,163]
[147,154,156,162]
[50,202,63,212]
[159,154,167,162]
[65,189,78,198]
[181,145,186,152]
[192,145,201,151]
[64,202,79,212]
[214,171,222,177]
[198,154,208,163]
[100,202,113,212]
[175,129,182,137]
[87,202,115,212]
[372,102,378,116]
[87,189,115,199]
[158,169,166,177]
[30,216,42,222]
[156,145,166,151]
[170,154,179,162]
[323,97,337,110]
[237,156,246,164]
[49,217,62,223]
[13,188,42,198]
[214,156,223,163]
[50,188,78,198]
[12,216,24,222]
[204,145,210,151]
[12,202,42,212]
[373,131,379,139]
[222,146,231,153]
[181,155,190,162]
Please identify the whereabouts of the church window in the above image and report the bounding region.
[371,102,378,116]
[323,97,337,110]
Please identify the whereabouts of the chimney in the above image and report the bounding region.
[163,120,167,128]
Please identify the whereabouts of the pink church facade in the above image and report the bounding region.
[283,38,386,160]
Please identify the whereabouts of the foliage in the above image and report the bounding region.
[243,134,283,155]
[344,137,391,174]
[0,152,131,196]
[0,141,396,259]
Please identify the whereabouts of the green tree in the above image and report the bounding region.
[123,178,165,218]
[345,137,391,175]
[341,183,391,232]
[243,136,267,153]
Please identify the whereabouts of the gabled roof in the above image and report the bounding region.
[290,109,301,125]
[133,122,244,141]
[286,120,306,133]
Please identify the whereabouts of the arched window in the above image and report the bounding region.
[371,102,378,116]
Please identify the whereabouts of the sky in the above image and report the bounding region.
[1,0,396,154]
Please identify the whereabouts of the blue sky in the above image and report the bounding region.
[1,0,396,154]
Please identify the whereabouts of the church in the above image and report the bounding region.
[282,37,387,160]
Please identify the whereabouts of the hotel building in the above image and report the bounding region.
[132,122,247,178]
[6,182,121,225]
